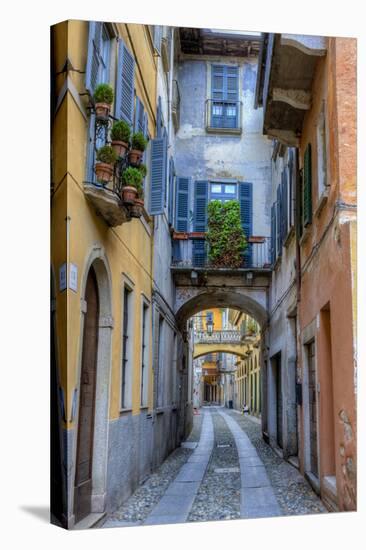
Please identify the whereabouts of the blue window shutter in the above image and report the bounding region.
[153,26,162,54]
[168,158,175,226]
[85,21,102,95]
[193,239,206,267]
[115,39,135,126]
[211,65,238,129]
[149,136,167,215]
[134,97,145,134]
[194,181,208,232]
[239,182,253,266]
[276,185,282,256]
[143,112,148,138]
[270,204,276,264]
[175,176,189,231]
[156,96,163,138]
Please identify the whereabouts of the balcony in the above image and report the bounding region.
[255,33,327,146]
[84,111,148,227]
[205,99,242,134]
[172,234,272,272]
[172,79,180,132]
[195,329,242,345]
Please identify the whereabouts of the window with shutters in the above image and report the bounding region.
[303,143,313,228]
[206,65,241,133]
[121,284,134,410]
[316,101,328,200]
[140,299,150,408]
[85,22,114,183]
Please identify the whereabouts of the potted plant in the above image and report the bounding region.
[129,131,147,165]
[246,318,257,336]
[95,145,117,183]
[110,120,131,158]
[130,182,145,218]
[206,200,247,268]
[93,83,114,118]
[121,167,143,204]
[138,163,147,178]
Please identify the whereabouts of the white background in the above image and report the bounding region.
[0,1,364,549]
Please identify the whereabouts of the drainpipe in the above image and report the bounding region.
[295,148,301,302]
[167,27,174,148]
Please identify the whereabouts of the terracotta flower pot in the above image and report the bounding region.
[95,162,114,183]
[128,149,143,166]
[111,140,129,158]
[122,186,138,204]
[95,102,111,118]
[129,198,144,218]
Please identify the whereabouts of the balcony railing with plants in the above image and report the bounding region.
[194,330,242,344]
[84,84,148,226]
[205,99,242,133]
[172,200,271,270]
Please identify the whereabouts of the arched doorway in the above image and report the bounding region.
[74,266,99,523]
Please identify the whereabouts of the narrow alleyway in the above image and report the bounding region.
[103,408,326,528]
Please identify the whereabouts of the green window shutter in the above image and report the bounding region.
[85,21,103,95]
[115,39,135,126]
[303,143,312,226]
[175,176,190,231]
[149,136,167,215]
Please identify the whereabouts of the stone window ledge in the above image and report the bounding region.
[119,408,132,416]
[206,126,242,136]
[299,224,311,247]
[314,187,330,218]
[283,225,295,248]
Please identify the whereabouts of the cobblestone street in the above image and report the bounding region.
[103,407,327,528]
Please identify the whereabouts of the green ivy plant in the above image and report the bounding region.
[110,120,131,143]
[96,145,117,164]
[94,83,114,104]
[131,131,148,152]
[138,163,148,178]
[206,200,247,268]
[121,167,143,188]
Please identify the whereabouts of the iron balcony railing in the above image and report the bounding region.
[172,235,272,270]
[205,99,242,133]
[195,330,242,344]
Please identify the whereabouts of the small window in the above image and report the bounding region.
[140,301,149,407]
[121,285,133,409]
[224,184,236,194]
[211,184,221,194]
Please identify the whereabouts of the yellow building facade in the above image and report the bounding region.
[51,20,163,528]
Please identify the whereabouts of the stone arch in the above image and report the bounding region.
[175,288,268,329]
[71,244,113,525]
[194,347,248,360]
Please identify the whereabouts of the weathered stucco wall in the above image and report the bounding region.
[174,57,272,237]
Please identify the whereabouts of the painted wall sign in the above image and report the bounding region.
[59,263,67,292]
[70,263,78,292]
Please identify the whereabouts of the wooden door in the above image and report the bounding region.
[276,355,283,449]
[74,267,99,523]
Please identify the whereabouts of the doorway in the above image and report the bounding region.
[74,266,99,523]
[275,353,283,449]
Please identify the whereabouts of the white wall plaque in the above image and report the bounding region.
[59,263,67,292]
[70,263,78,292]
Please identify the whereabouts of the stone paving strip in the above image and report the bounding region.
[227,410,327,516]
[102,412,204,528]
[143,410,214,525]
[218,409,282,519]
[187,409,241,522]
